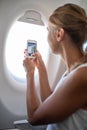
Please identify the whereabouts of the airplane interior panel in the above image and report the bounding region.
[0,0,87,129]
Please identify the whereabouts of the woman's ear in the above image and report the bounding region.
[56,28,64,42]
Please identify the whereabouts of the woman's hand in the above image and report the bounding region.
[23,50,46,76]
[23,49,35,76]
[34,51,47,73]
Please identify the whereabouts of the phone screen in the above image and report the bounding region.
[27,40,37,56]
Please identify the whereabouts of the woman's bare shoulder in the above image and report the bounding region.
[72,65,87,83]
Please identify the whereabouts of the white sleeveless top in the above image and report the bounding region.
[46,63,87,130]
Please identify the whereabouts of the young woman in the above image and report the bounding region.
[23,3,87,130]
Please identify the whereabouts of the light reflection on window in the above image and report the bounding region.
[83,41,87,52]
[5,21,49,82]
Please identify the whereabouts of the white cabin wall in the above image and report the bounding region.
[0,0,87,129]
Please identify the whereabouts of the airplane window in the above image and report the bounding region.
[5,21,49,83]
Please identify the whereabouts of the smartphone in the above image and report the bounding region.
[27,40,37,58]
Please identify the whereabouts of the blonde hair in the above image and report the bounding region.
[49,3,87,48]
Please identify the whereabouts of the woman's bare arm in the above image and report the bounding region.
[23,51,87,126]
[27,67,87,125]
[35,52,52,101]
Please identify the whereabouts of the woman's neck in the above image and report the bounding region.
[61,42,84,73]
